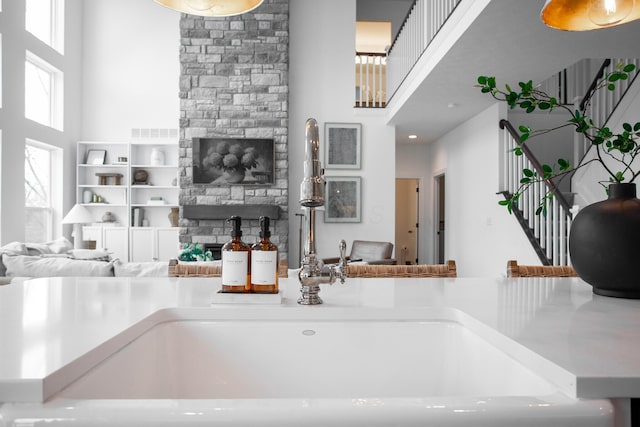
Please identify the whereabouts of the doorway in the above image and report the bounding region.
[434,173,445,264]
[395,178,419,265]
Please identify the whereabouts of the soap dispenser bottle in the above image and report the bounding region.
[221,216,251,293]
[251,216,279,293]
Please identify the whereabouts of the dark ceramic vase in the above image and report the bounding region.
[569,183,640,298]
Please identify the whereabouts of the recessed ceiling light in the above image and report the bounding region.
[447,103,457,108]
[408,135,417,139]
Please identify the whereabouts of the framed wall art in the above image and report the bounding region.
[86,149,106,165]
[324,176,361,223]
[324,122,361,169]
[192,137,275,186]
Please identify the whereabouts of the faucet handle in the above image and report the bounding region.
[338,239,347,263]
[336,239,347,284]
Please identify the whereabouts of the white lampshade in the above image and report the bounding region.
[154,0,263,17]
[62,204,94,225]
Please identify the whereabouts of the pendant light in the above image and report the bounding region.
[154,0,264,17]
[541,0,640,30]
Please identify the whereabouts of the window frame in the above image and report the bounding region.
[25,0,65,54]
[24,139,62,243]
[25,51,64,131]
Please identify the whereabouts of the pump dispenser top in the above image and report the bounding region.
[228,215,243,238]
[259,216,271,238]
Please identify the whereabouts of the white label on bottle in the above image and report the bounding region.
[251,251,277,284]
[222,251,248,286]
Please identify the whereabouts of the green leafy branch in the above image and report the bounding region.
[178,243,214,262]
[477,62,640,214]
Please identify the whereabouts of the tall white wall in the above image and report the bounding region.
[81,0,180,140]
[0,0,83,244]
[419,103,539,277]
[289,0,396,267]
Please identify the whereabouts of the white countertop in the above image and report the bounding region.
[0,276,639,403]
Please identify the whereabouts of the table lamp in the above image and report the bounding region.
[62,204,94,249]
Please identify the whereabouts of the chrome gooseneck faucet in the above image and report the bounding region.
[298,118,347,305]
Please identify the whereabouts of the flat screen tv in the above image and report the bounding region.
[192,137,275,186]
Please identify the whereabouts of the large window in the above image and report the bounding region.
[25,52,63,130]
[25,140,61,243]
[25,0,64,53]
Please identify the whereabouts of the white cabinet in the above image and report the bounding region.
[76,140,180,261]
[130,227,179,262]
[83,226,129,261]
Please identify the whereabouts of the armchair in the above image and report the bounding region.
[323,240,396,265]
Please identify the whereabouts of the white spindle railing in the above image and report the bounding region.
[500,120,572,266]
[355,52,387,108]
[386,0,462,103]
[578,58,640,159]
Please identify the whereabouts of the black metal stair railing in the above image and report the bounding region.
[499,120,573,266]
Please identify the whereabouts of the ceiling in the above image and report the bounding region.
[383,0,640,145]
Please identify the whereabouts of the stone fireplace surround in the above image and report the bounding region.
[177,0,289,256]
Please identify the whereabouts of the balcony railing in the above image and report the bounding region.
[386,0,462,103]
[355,52,386,108]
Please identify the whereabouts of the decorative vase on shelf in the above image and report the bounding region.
[150,148,165,166]
[569,183,640,299]
[223,168,245,184]
[83,190,93,204]
[168,207,179,227]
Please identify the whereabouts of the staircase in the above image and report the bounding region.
[499,58,640,266]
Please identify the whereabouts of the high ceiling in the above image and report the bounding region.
[382,0,640,145]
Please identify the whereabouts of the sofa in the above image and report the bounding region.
[322,240,397,265]
[0,238,169,285]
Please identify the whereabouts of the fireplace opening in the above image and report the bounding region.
[203,243,223,260]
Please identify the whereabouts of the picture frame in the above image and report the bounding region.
[324,176,361,223]
[192,138,275,186]
[324,122,361,169]
[86,149,106,165]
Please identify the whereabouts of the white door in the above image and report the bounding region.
[103,227,128,261]
[395,179,419,265]
[156,228,179,261]
[130,228,154,262]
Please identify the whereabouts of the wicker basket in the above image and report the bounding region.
[346,261,456,278]
[169,258,288,278]
[506,260,577,277]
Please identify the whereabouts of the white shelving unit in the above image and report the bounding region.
[76,140,180,261]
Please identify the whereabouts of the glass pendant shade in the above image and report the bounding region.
[154,0,263,17]
[541,0,640,30]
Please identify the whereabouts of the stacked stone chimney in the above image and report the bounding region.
[177,0,289,255]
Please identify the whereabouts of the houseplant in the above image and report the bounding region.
[178,243,214,262]
[477,61,639,213]
[477,61,640,298]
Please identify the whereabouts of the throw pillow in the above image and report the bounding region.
[0,242,28,277]
[69,249,112,262]
[25,237,73,255]
[113,260,168,277]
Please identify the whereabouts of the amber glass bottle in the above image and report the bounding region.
[251,216,279,293]
[221,216,251,293]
